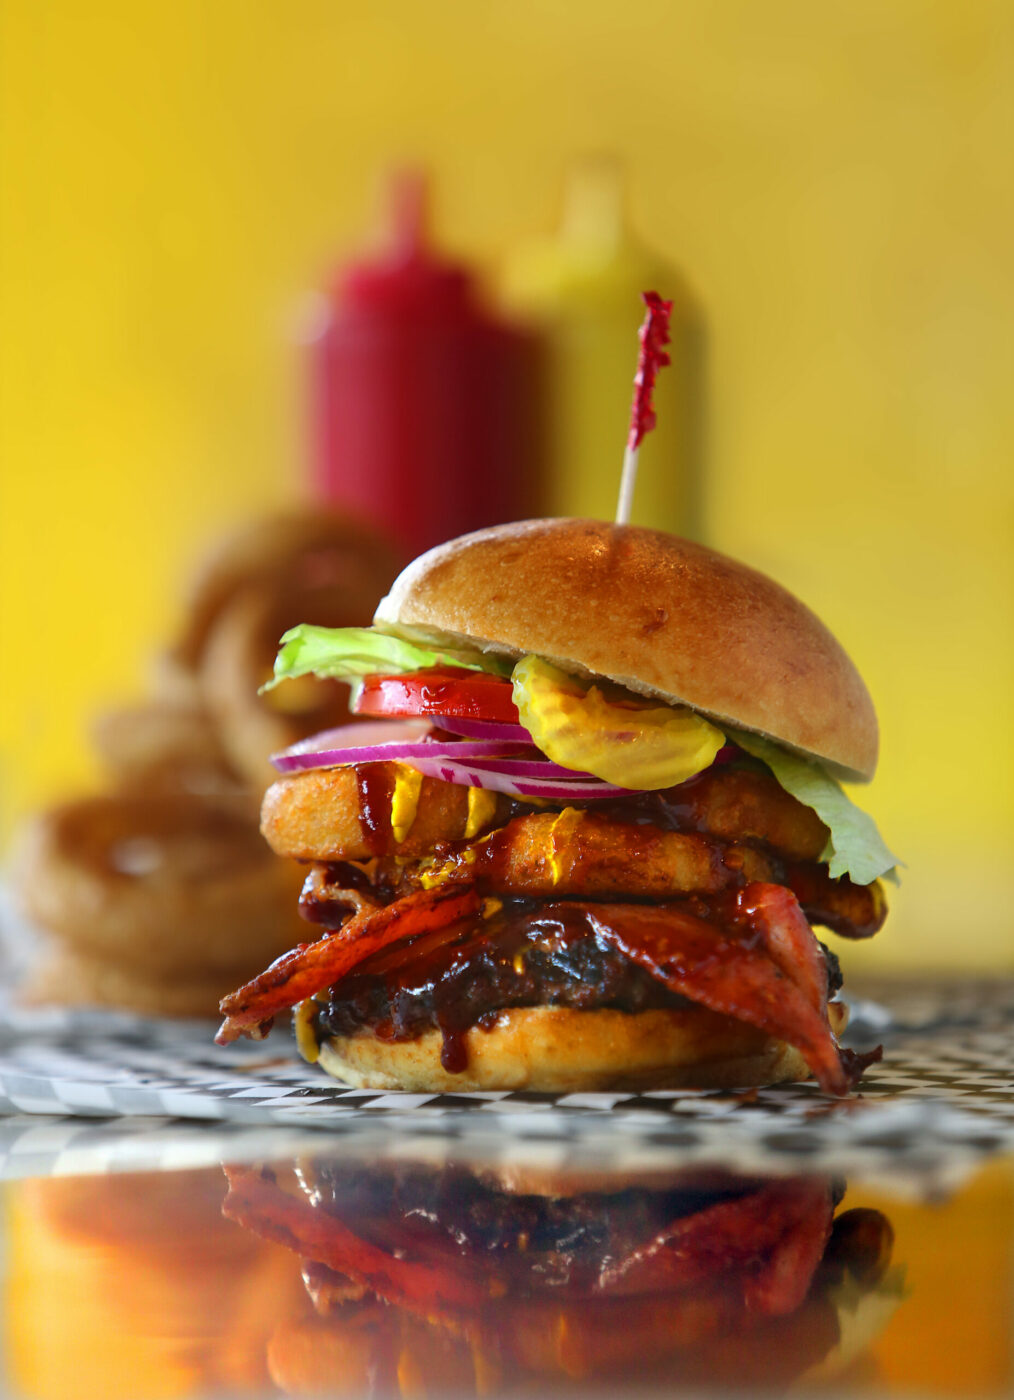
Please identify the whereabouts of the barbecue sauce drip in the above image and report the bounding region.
[356,766,396,857]
[436,1019,468,1073]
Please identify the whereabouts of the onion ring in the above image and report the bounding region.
[22,947,246,1021]
[199,581,386,792]
[13,792,308,980]
[91,700,245,799]
[154,509,402,790]
[171,509,401,675]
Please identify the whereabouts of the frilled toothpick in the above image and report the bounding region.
[615,290,674,525]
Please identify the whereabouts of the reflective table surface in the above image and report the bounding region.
[2,1127,1011,1399]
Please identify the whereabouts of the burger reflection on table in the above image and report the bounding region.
[223,1155,903,1396]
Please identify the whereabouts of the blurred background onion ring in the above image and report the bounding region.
[9,507,401,1016]
[13,792,308,1000]
[91,699,245,800]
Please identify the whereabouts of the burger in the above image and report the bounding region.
[222,1155,901,1393]
[216,518,898,1094]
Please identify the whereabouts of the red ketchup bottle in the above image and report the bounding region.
[310,174,543,557]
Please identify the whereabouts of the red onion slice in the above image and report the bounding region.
[432,716,535,744]
[277,720,433,758]
[407,752,633,800]
[464,755,600,780]
[271,725,531,775]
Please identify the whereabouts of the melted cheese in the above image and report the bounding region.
[418,861,445,891]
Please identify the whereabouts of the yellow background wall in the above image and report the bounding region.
[1,1,1011,969]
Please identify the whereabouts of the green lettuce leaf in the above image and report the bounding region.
[729,731,901,886]
[262,624,512,693]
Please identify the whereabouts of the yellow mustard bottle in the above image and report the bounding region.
[501,158,705,539]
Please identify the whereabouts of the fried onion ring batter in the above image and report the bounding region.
[261,766,517,861]
[297,808,886,941]
[260,763,830,865]
[421,809,776,898]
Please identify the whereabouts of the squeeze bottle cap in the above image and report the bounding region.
[503,156,673,312]
[338,170,472,315]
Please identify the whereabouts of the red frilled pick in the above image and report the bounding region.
[627,290,674,450]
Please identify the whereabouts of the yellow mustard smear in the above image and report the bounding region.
[465,785,498,839]
[418,862,444,891]
[391,763,424,845]
[293,999,319,1064]
[546,806,582,885]
[419,845,476,890]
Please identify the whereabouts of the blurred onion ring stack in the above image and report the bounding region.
[164,510,401,792]
[12,508,401,1018]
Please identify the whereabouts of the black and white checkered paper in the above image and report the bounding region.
[0,979,1009,1183]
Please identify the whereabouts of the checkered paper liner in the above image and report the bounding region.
[0,979,1009,1183]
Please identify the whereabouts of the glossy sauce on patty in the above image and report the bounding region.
[311,898,843,1073]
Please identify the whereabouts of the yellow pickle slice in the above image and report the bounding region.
[512,655,725,790]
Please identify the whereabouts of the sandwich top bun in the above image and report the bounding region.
[374,518,878,781]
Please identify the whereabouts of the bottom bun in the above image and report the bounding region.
[315,1002,849,1094]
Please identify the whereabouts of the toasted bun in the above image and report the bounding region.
[315,1001,848,1094]
[375,519,877,780]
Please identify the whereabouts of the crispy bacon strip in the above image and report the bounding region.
[732,884,828,1015]
[215,885,480,1044]
[299,863,382,920]
[741,1181,835,1317]
[577,889,850,1095]
[222,1165,483,1319]
[596,1178,833,1312]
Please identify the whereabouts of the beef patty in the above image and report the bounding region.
[311,899,844,1068]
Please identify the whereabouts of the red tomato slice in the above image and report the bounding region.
[354,669,520,724]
